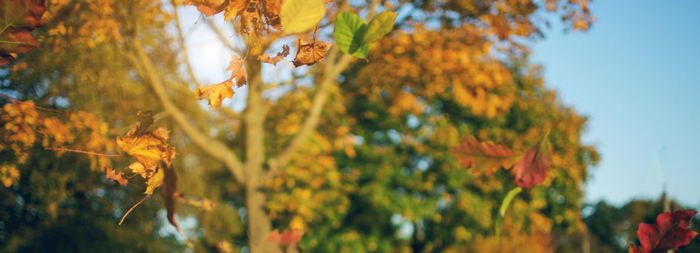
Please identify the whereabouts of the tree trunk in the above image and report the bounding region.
[246,181,279,253]
[243,59,281,253]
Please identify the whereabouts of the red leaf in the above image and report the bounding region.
[266,228,303,246]
[0,0,46,65]
[451,138,520,176]
[512,131,552,188]
[629,210,698,253]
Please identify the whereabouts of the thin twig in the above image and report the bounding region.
[46,147,122,157]
[0,93,66,114]
[119,195,150,225]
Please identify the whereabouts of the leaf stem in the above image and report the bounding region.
[495,186,522,239]
[119,195,150,226]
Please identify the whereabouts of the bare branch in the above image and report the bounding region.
[171,0,202,87]
[127,39,245,183]
[207,20,243,54]
[267,50,353,176]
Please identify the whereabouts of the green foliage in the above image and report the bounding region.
[334,11,396,58]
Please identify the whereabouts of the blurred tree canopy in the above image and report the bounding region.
[0,0,599,252]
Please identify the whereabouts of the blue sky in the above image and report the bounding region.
[530,0,700,207]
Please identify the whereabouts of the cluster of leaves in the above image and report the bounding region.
[0,0,45,65]
[0,100,114,187]
[452,132,552,188]
[629,210,698,253]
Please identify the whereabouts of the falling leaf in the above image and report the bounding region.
[292,38,330,67]
[362,11,397,44]
[195,81,235,109]
[629,210,698,253]
[334,11,369,58]
[162,163,186,239]
[104,166,128,186]
[258,44,290,65]
[511,131,552,188]
[195,54,246,108]
[451,138,520,176]
[0,0,46,65]
[280,0,325,34]
[225,54,247,87]
[116,111,176,195]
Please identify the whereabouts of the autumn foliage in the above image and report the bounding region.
[0,0,625,251]
[629,210,698,253]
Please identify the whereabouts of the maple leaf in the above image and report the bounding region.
[629,210,698,253]
[195,81,235,109]
[195,54,247,108]
[258,45,290,65]
[104,166,128,186]
[451,138,520,176]
[292,38,331,67]
[0,0,46,65]
[116,111,176,195]
[512,131,552,188]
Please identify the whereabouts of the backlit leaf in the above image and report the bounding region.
[512,131,552,188]
[629,210,698,253]
[334,11,369,58]
[362,11,397,44]
[0,0,46,65]
[280,0,325,34]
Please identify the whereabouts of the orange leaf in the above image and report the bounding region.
[451,138,520,176]
[104,166,128,186]
[195,81,235,109]
[258,45,290,65]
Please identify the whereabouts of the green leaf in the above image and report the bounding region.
[362,11,398,44]
[495,187,522,239]
[334,12,369,58]
[280,0,326,35]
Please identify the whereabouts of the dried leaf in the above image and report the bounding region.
[226,54,247,87]
[116,112,176,195]
[258,44,290,65]
[629,210,698,253]
[162,163,186,239]
[195,81,235,109]
[263,0,284,29]
[292,38,330,67]
[195,55,247,108]
[0,0,46,65]
[451,138,520,176]
[512,131,552,188]
[104,166,128,186]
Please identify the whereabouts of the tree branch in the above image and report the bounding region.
[267,50,353,176]
[207,20,242,54]
[171,0,202,87]
[127,39,245,183]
